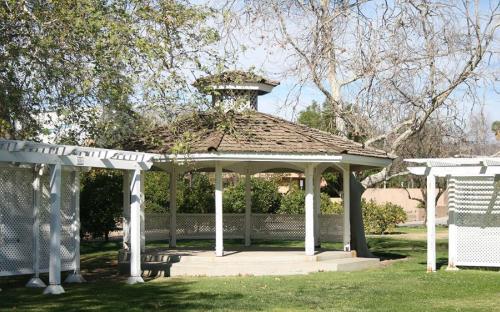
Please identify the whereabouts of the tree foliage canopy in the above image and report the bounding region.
[1,0,222,142]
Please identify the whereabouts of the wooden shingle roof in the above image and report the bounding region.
[137,111,393,160]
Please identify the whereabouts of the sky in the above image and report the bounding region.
[213,1,500,126]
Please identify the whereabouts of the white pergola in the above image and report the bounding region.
[0,140,158,294]
[406,157,500,272]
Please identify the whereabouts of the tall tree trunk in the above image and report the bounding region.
[350,173,374,258]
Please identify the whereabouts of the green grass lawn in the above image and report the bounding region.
[1,228,499,312]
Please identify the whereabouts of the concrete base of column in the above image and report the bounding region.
[127,276,145,284]
[43,284,65,295]
[64,273,86,283]
[445,265,460,271]
[26,277,46,288]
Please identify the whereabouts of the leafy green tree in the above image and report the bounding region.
[0,0,223,141]
[145,171,170,213]
[80,169,123,240]
[224,178,281,213]
[178,173,215,213]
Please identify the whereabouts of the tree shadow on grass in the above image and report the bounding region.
[0,278,245,312]
[367,237,427,261]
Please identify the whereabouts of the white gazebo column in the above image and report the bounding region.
[140,171,145,252]
[43,163,64,295]
[128,169,145,284]
[446,176,459,270]
[305,164,315,256]
[123,171,131,250]
[244,171,252,247]
[26,165,46,288]
[169,167,178,248]
[215,163,224,256]
[426,173,436,272]
[313,168,321,248]
[64,171,86,283]
[342,165,351,252]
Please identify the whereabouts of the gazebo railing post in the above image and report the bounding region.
[426,173,437,272]
[26,165,46,288]
[305,164,315,256]
[215,162,224,256]
[342,165,351,252]
[64,170,86,283]
[43,163,65,295]
[169,166,178,248]
[128,169,144,284]
[313,168,321,248]
[244,170,251,247]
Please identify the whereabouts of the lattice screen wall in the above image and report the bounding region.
[145,213,343,242]
[0,167,76,276]
[449,175,500,267]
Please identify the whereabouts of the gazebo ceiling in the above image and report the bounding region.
[136,110,394,161]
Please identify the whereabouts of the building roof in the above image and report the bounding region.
[136,111,393,160]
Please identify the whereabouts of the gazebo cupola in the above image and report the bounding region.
[194,70,279,111]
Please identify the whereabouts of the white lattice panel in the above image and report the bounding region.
[252,214,305,239]
[0,167,76,276]
[451,176,500,267]
[144,213,344,242]
[0,167,34,275]
[144,213,170,241]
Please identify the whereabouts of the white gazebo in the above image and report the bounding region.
[128,71,394,266]
[406,157,500,272]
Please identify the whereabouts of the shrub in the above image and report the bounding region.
[224,178,281,213]
[278,186,342,214]
[362,199,407,234]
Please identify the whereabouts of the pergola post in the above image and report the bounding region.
[128,169,144,284]
[43,163,64,295]
[26,165,46,288]
[426,173,436,272]
[447,176,459,270]
[244,171,252,247]
[140,171,145,252]
[64,171,86,283]
[169,166,178,248]
[342,165,351,252]
[215,163,224,256]
[123,171,131,250]
[313,168,321,248]
[305,164,315,256]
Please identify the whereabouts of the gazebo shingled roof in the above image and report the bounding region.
[137,110,393,161]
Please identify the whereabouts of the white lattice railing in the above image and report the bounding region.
[145,213,343,242]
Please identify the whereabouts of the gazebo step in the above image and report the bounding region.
[168,257,380,277]
[119,250,354,264]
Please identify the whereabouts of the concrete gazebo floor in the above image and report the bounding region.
[118,247,380,277]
